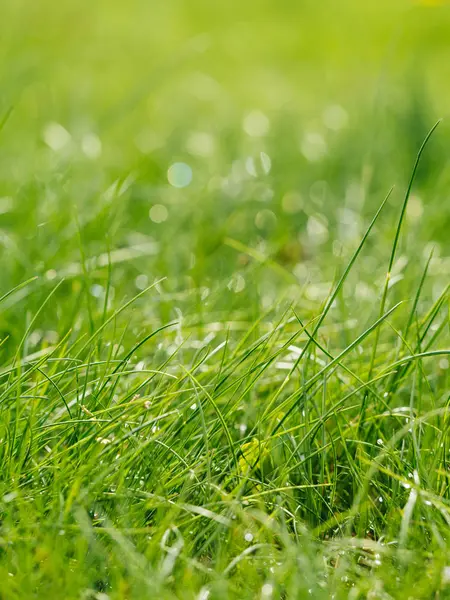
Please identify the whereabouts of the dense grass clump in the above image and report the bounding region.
[1,1,450,598]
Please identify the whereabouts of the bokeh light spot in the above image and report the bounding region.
[243,110,270,137]
[167,162,193,188]
[149,204,168,223]
[322,104,348,130]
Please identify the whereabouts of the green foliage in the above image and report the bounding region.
[0,1,450,598]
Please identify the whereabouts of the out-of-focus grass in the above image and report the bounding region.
[0,1,450,598]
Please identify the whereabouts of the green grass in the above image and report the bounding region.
[1,1,450,598]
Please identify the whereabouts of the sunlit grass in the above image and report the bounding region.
[1,1,450,598]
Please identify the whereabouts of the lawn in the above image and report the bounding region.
[1,1,450,598]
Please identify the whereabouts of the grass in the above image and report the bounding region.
[1,1,450,598]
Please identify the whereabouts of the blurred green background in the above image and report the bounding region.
[0,0,449,348]
[1,4,450,597]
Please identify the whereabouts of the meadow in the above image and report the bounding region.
[1,1,450,598]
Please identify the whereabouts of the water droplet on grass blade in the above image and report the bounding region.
[197,587,210,600]
[261,583,274,598]
[228,274,246,293]
[135,274,148,290]
[90,284,104,298]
